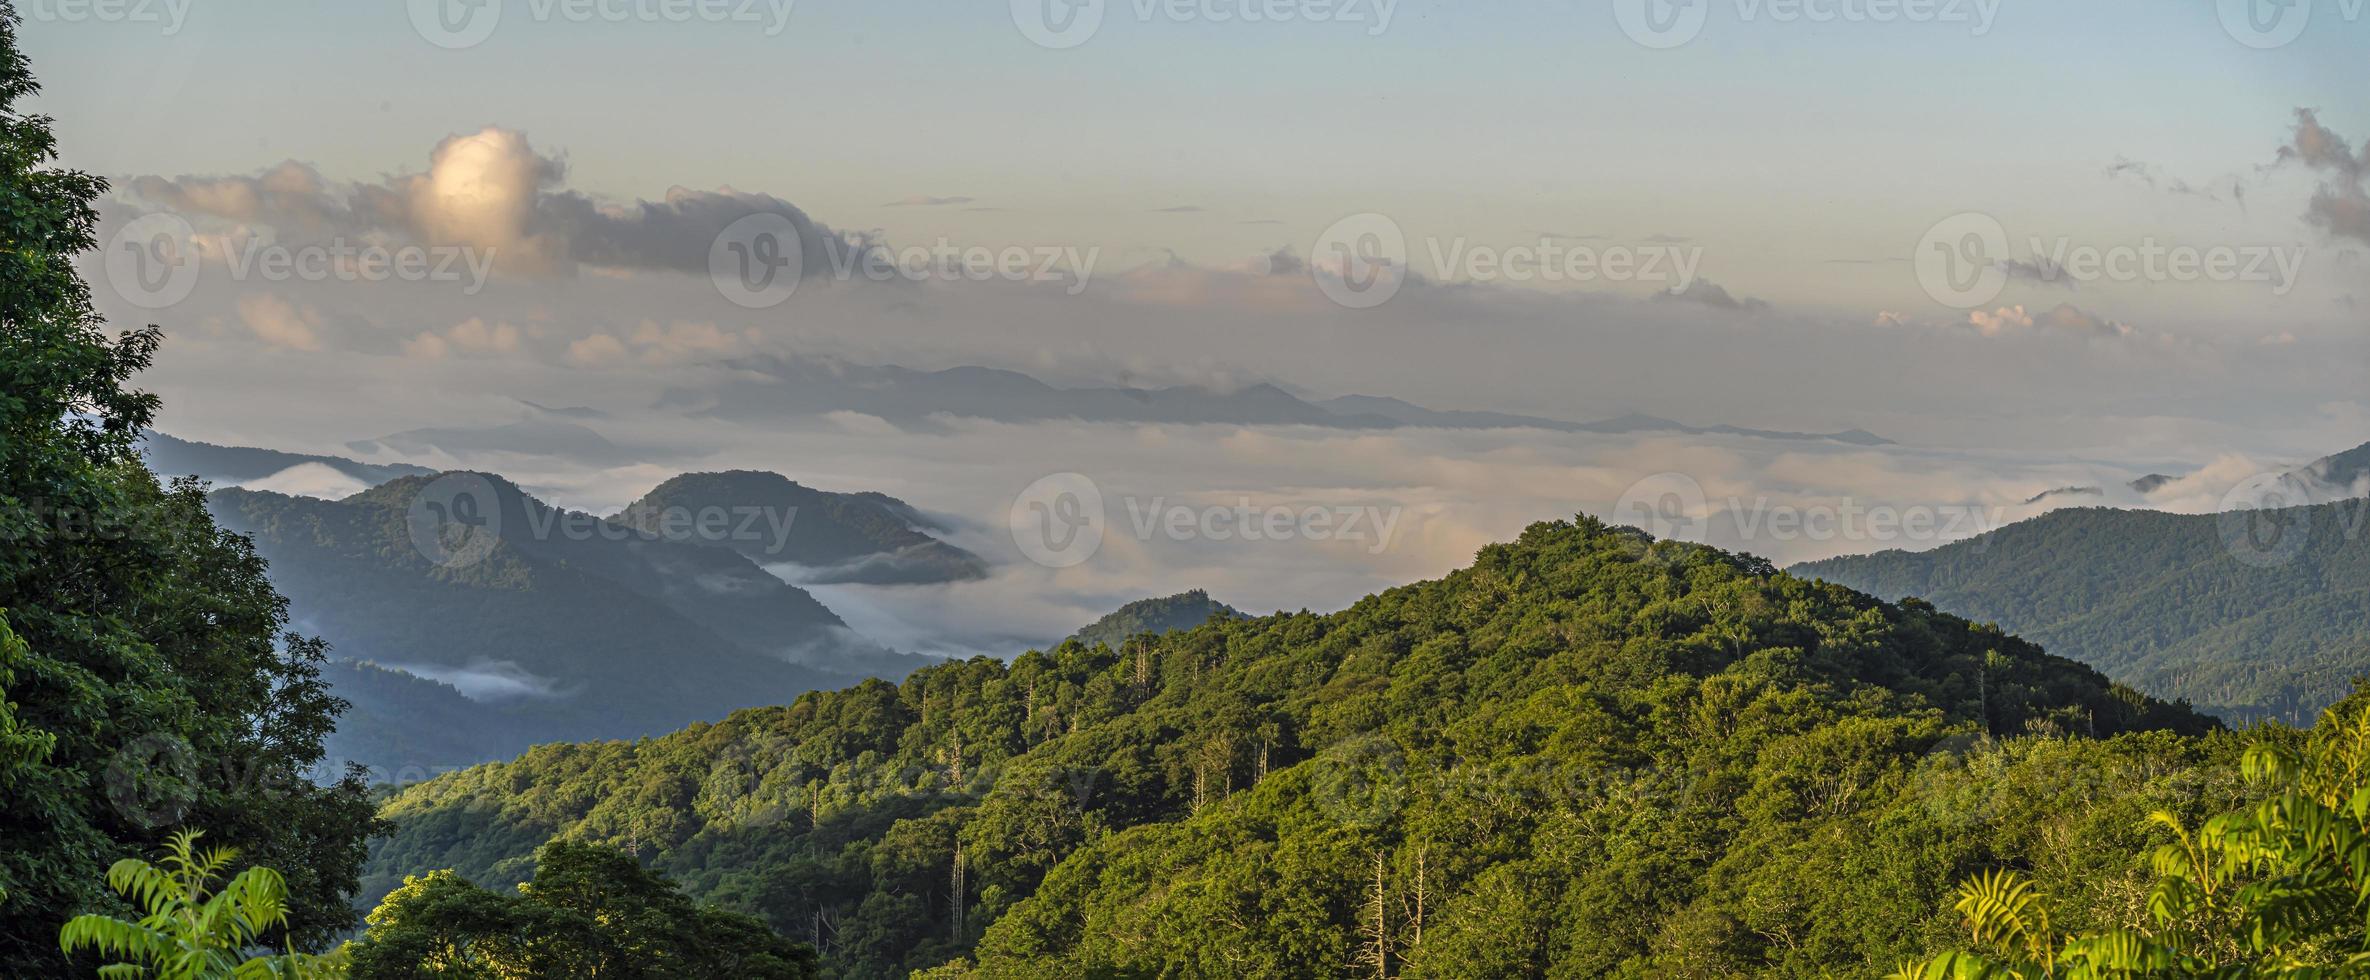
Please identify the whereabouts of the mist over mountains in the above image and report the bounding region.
[662,355,1891,443]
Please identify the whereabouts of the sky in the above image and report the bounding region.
[18,0,2369,656]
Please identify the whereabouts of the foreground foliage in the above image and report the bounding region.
[58,831,346,979]
[1902,696,2370,978]
[368,518,2229,977]
[0,7,379,968]
[346,841,817,979]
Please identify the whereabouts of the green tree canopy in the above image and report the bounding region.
[347,841,819,979]
[0,4,379,969]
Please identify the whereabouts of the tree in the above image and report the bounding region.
[346,842,820,979]
[0,4,380,968]
[1897,696,2370,978]
[57,830,347,979]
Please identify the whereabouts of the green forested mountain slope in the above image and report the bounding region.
[1792,501,2370,722]
[1066,588,1245,649]
[364,519,2227,978]
[209,475,928,776]
[615,470,987,585]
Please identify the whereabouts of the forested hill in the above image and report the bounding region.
[1792,500,2370,723]
[364,518,2221,977]
[1066,588,1245,649]
[209,474,924,775]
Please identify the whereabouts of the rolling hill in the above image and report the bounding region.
[613,470,987,585]
[210,474,938,776]
[362,518,2216,977]
[1793,499,2370,722]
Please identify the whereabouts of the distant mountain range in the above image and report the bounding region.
[614,471,986,585]
[1066,589,1246,649]
[2022,442,2370,506]
[141,430,434,488]
[665,355,1891,444]
[1795,445,2370,722]
[209,473,944,776]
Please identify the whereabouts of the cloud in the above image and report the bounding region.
[2278,109,2369,247]
[126,126,867,280]
[883,195,976,207]
[1151,205,1206,213]
[2104,156,2245,205]
[405,317,524,359]
[565,333,630,368]
[236,293,324,350]
[1965,303,2132,339]
[1655,279,1769,313]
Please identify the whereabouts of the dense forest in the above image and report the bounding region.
[366,519,2236,977]
[1795,499,2370,723]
